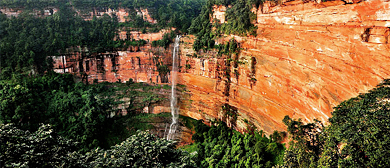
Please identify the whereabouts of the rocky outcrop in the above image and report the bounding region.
[138,8,158,24]
[212,5,227,23]
[177,0,390,135]
[78,8,129,22]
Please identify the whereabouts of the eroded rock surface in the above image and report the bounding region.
[7,0,390,135]
[178,0,390,134]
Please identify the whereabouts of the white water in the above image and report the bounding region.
[167,35,180,140]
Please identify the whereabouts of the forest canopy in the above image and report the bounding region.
[0,0,206,78]
[0,0,206,33]
[0,10,118,79]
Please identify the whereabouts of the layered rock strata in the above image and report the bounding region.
[6,0,390,135]
[178,0,390,134]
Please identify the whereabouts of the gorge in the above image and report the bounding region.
[25,0,390,135]
[2,0,390,166]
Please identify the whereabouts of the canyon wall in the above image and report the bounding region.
[178,0,390,134]
[6,0,390,135]
[51,30,172,84]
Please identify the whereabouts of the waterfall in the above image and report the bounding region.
[167,35,180,140]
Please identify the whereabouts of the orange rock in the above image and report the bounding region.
[139,8,157,24]
[48,0,390,136]
[178,0,390,135]
[368,35,387,44]
[369,27,389,35]
[212,5,227,23]
[317,0,345,8]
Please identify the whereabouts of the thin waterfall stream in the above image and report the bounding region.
[167,35,180,140]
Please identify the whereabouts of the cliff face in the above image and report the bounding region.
[7,0,390,134]
[178,0,390,134]
[51,30,173,84]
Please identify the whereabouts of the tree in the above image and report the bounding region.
[191,120,285,167]
[1,124,196,167]
[69,130,196,167]
[318,80,390,167]
[283,79,390,167]
[282,116,324,168]
[0,123,78,167]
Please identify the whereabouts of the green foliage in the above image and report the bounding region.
[0,123,78,167]
[152,31,176,48]
[114,38,147,49]
[189,0,258,51]
[319,79,390,167]
[188,2,215,51]
[191,120,285,167]
[0,73,113,151]
[0,0,205,76]
[282,116,324,168]
[1,124,195,167]
[147,0,206,33]
[215,38,240,55]
[0,0,205,33]
[283,79,390,168]
[0,10,118,79]
[186,63,191,69]
[69,0,206,33]
[156,60,170,83]
[69,130,196,167]
[0,0,63,8]
[217,0,257,36]
[181,143,198,154]
[0,73,164,152]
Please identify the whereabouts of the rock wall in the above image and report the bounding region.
[79,7,157,23]
[10,0,390,135]
[78,7,129,22]
[138,8,158,24]
[212,5,227,23]
[51,30,173,84]
[178,0,390,134]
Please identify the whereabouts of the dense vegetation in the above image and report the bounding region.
[0,0,207,78]
[1,124,195,167]
[186,120,285,167]
[189,0,260,51]
[2,0,390,167]
[0,73,164,151]
[0,0,61,8]
[0,9,119,79]
[3,74,390,167]
[0,0,205,33]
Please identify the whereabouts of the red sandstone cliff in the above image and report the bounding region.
[12,0,390,135]
[178,0,390,134]
[51,30,173,84]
